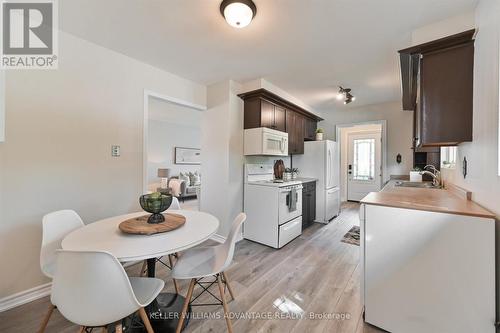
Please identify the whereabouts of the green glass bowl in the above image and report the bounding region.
[139,193,173,224]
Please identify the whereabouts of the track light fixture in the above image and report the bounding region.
[337,86,356,104]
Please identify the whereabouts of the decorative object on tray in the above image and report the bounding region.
[291,167,299,179]
[175,147,201,165]
[341,226,360,246]
[409,167,423,182]
[315,128,324,141]
[284,168,292,181]
[273,159,285,180]
[119,213,186,235]
[139,192,173,224]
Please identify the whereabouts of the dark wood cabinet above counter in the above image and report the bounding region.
[286,110,305,154]
[238,89,323,155]
[244,98,286,132]
[399,29,475,147]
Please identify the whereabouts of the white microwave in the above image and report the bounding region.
[244,127,288,156]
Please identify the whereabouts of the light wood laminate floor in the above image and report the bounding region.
[0,202,383,333]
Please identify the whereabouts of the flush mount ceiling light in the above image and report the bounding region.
[337,86,356,105]
[220,0,257,28]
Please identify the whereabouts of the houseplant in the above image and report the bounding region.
[284,167,292,181]
[291,168,299,179]
[316,128,324,141]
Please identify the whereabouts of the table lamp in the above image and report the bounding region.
[157,168,170,189]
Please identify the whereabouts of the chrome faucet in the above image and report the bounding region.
[424,164,438,173]
[424,165,441,184]
[419,170,441,187]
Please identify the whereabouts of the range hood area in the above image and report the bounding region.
[398,29,476,147]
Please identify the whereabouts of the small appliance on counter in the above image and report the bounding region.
[243,164,302,248]
[273,159,285,180]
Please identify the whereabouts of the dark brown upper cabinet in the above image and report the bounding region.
[399,29,475,147]
[243,98,286,132]
[239,89,323,155]
[286,110,305,155]
[304,117,317,141]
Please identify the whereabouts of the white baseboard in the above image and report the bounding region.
[0,282,52,313]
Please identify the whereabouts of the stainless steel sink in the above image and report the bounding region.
[394,181,442,189]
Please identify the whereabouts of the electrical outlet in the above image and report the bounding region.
[111,145,120,157]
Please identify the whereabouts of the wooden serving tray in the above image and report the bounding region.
[119,213,186,235]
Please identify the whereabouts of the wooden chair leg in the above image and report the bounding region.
[168,254,180,294]
[217,274,233,333]
[37,304,56,333]
[176,278,196,333]
[140,260,147,277]
[138,308,154,333]
[222,272,235,301]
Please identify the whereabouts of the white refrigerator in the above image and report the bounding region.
[294,140,340,223]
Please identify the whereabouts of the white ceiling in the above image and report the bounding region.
[59,0,477,113]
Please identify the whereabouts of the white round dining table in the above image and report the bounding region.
[61,209,219,333]
[62,210,219,262]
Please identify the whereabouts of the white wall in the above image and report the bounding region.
[201,80,244,238]
[320,101,414,181]
[239,78,321,118]
[0,31,206,298]
[147,121,201,185]
[147,97,201,187]
[0,70,4,142]
[441,0,499,216]
[436,0,500,319]
[411,11,475,45]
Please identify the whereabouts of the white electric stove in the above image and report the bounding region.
[243,164,303,248]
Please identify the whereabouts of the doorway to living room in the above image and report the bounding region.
[143,91,205,210]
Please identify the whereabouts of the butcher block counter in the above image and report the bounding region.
[360,180,496,333]
[360,180,495,219]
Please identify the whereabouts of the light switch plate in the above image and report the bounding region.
[111,145,120,157]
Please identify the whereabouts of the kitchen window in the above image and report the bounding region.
[353,138,375,180]
[441,146,457,169]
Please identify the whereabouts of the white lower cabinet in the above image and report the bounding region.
[362,204,495,333]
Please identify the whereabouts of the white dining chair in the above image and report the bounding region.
[170,197,181,210]
[38,210,84,333]
[172,213,246,333]
[51,250,164,333]
[139,197,181,292]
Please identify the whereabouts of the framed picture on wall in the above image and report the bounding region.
[175,147,201,165]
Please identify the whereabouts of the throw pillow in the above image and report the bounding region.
[179,172,190,184]
[189,172,201,186]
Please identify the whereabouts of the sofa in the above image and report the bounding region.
[168,172,200,201]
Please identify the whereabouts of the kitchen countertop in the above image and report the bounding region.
[295,177,318,183]
[360,180,495,219]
